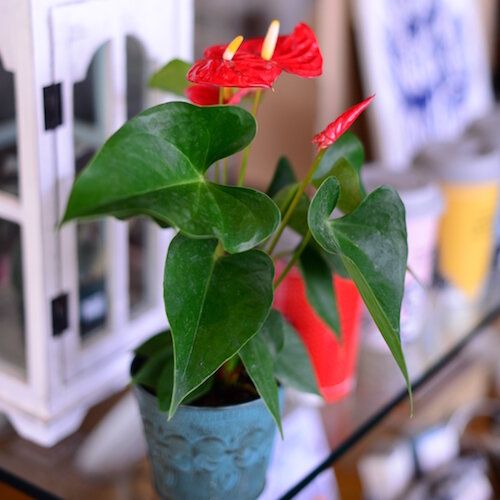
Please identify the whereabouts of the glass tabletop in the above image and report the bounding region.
[1,271,499,500]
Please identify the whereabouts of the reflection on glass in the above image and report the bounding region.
[129,218,151,315]
[0,57,18,196]
[126,36,147,120]
[0,219,25,372]
[74,44,109,339]
[77,221,107,338]
[127,38,152,316]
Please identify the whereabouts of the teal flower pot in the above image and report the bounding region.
[133,383,284,500]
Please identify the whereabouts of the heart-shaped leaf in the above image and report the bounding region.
[149,58,192,96]
[308,177,412,405]
[319,157,364,214]
[134,329,172,357]
[165,233,275,417]
[266,156,297,197]
[299,244,340,337]
[63,102,280,253]
[132,350,172,391]
[273,184,310,236]
[269,311,319,395]
[132,330,213,410]
[313,132,366,194]
[240,321,282,436]
[248,309,319,397]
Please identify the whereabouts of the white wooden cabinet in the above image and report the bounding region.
[0,0,193,446]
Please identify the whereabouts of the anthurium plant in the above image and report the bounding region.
[62,21,411,433]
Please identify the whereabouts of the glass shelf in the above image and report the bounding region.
[1,271,499,499]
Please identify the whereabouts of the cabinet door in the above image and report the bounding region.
[51,0,170,381]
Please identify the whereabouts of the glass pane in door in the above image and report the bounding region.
[126,37,154,316]
[74,43,109,339]
[0,58,18,196]
[0,218,25,373]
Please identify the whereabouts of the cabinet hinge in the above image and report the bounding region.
[43,83,63,130]
[52,293,69,337]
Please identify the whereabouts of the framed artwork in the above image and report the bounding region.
[351,0,494,168]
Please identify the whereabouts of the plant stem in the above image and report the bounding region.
[274,231,312,289]
[406,264,429,292]
[267,149,326,255]
[237,89,262,187]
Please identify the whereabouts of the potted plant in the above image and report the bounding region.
[61,20,411,500]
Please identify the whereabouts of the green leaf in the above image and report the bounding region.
[240,330,282,436]
[157,365,214,412]
[165,233,275,417]
[308,178,411,406]
[63,102,279,254]
[319,246,350,278]
[134,329,172,357]
[271,312,319,395]
[132,330,213,410]
[256,309,285,357]
[132,351,171,391]
[149,59,192,96]
[321,157,364,214]
[266,157,297,198]
[313,132,365,193]
[273,184,310,236]
[299,244,340,337]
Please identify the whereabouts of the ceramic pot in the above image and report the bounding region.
[133,380,283,500]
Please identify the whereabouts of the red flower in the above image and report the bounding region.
[241,23,323,78]
[187,36,281,89]
[185,84,252,106]
[312,95,375,150]
[187,23,323,89]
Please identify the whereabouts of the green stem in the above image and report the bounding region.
[406,264,429,292]
[267,149,326,255]
[272,249,295,262]
[237,89,262,187]
[274,231,312,289]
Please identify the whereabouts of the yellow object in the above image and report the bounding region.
[261,20,280,60]
[222,35,244,61]
[438,182,499,297]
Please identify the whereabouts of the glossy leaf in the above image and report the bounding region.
[157,366,214,412]
[133,330,212,410]
[266,157,297,198]
[322,157,364,214]
[63,102,280,254]
[308,177,411,403]
[320,247,350,279]
[165,233,275,417]
[299,244,340,337]
[312,95,374,150]
[240,327,282,436]
[271,312,319,395]
[273,184,310,236]
[313,132,365,191]
[132,351,171,392]
[149,59,191,96]
[134,329,172,357]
